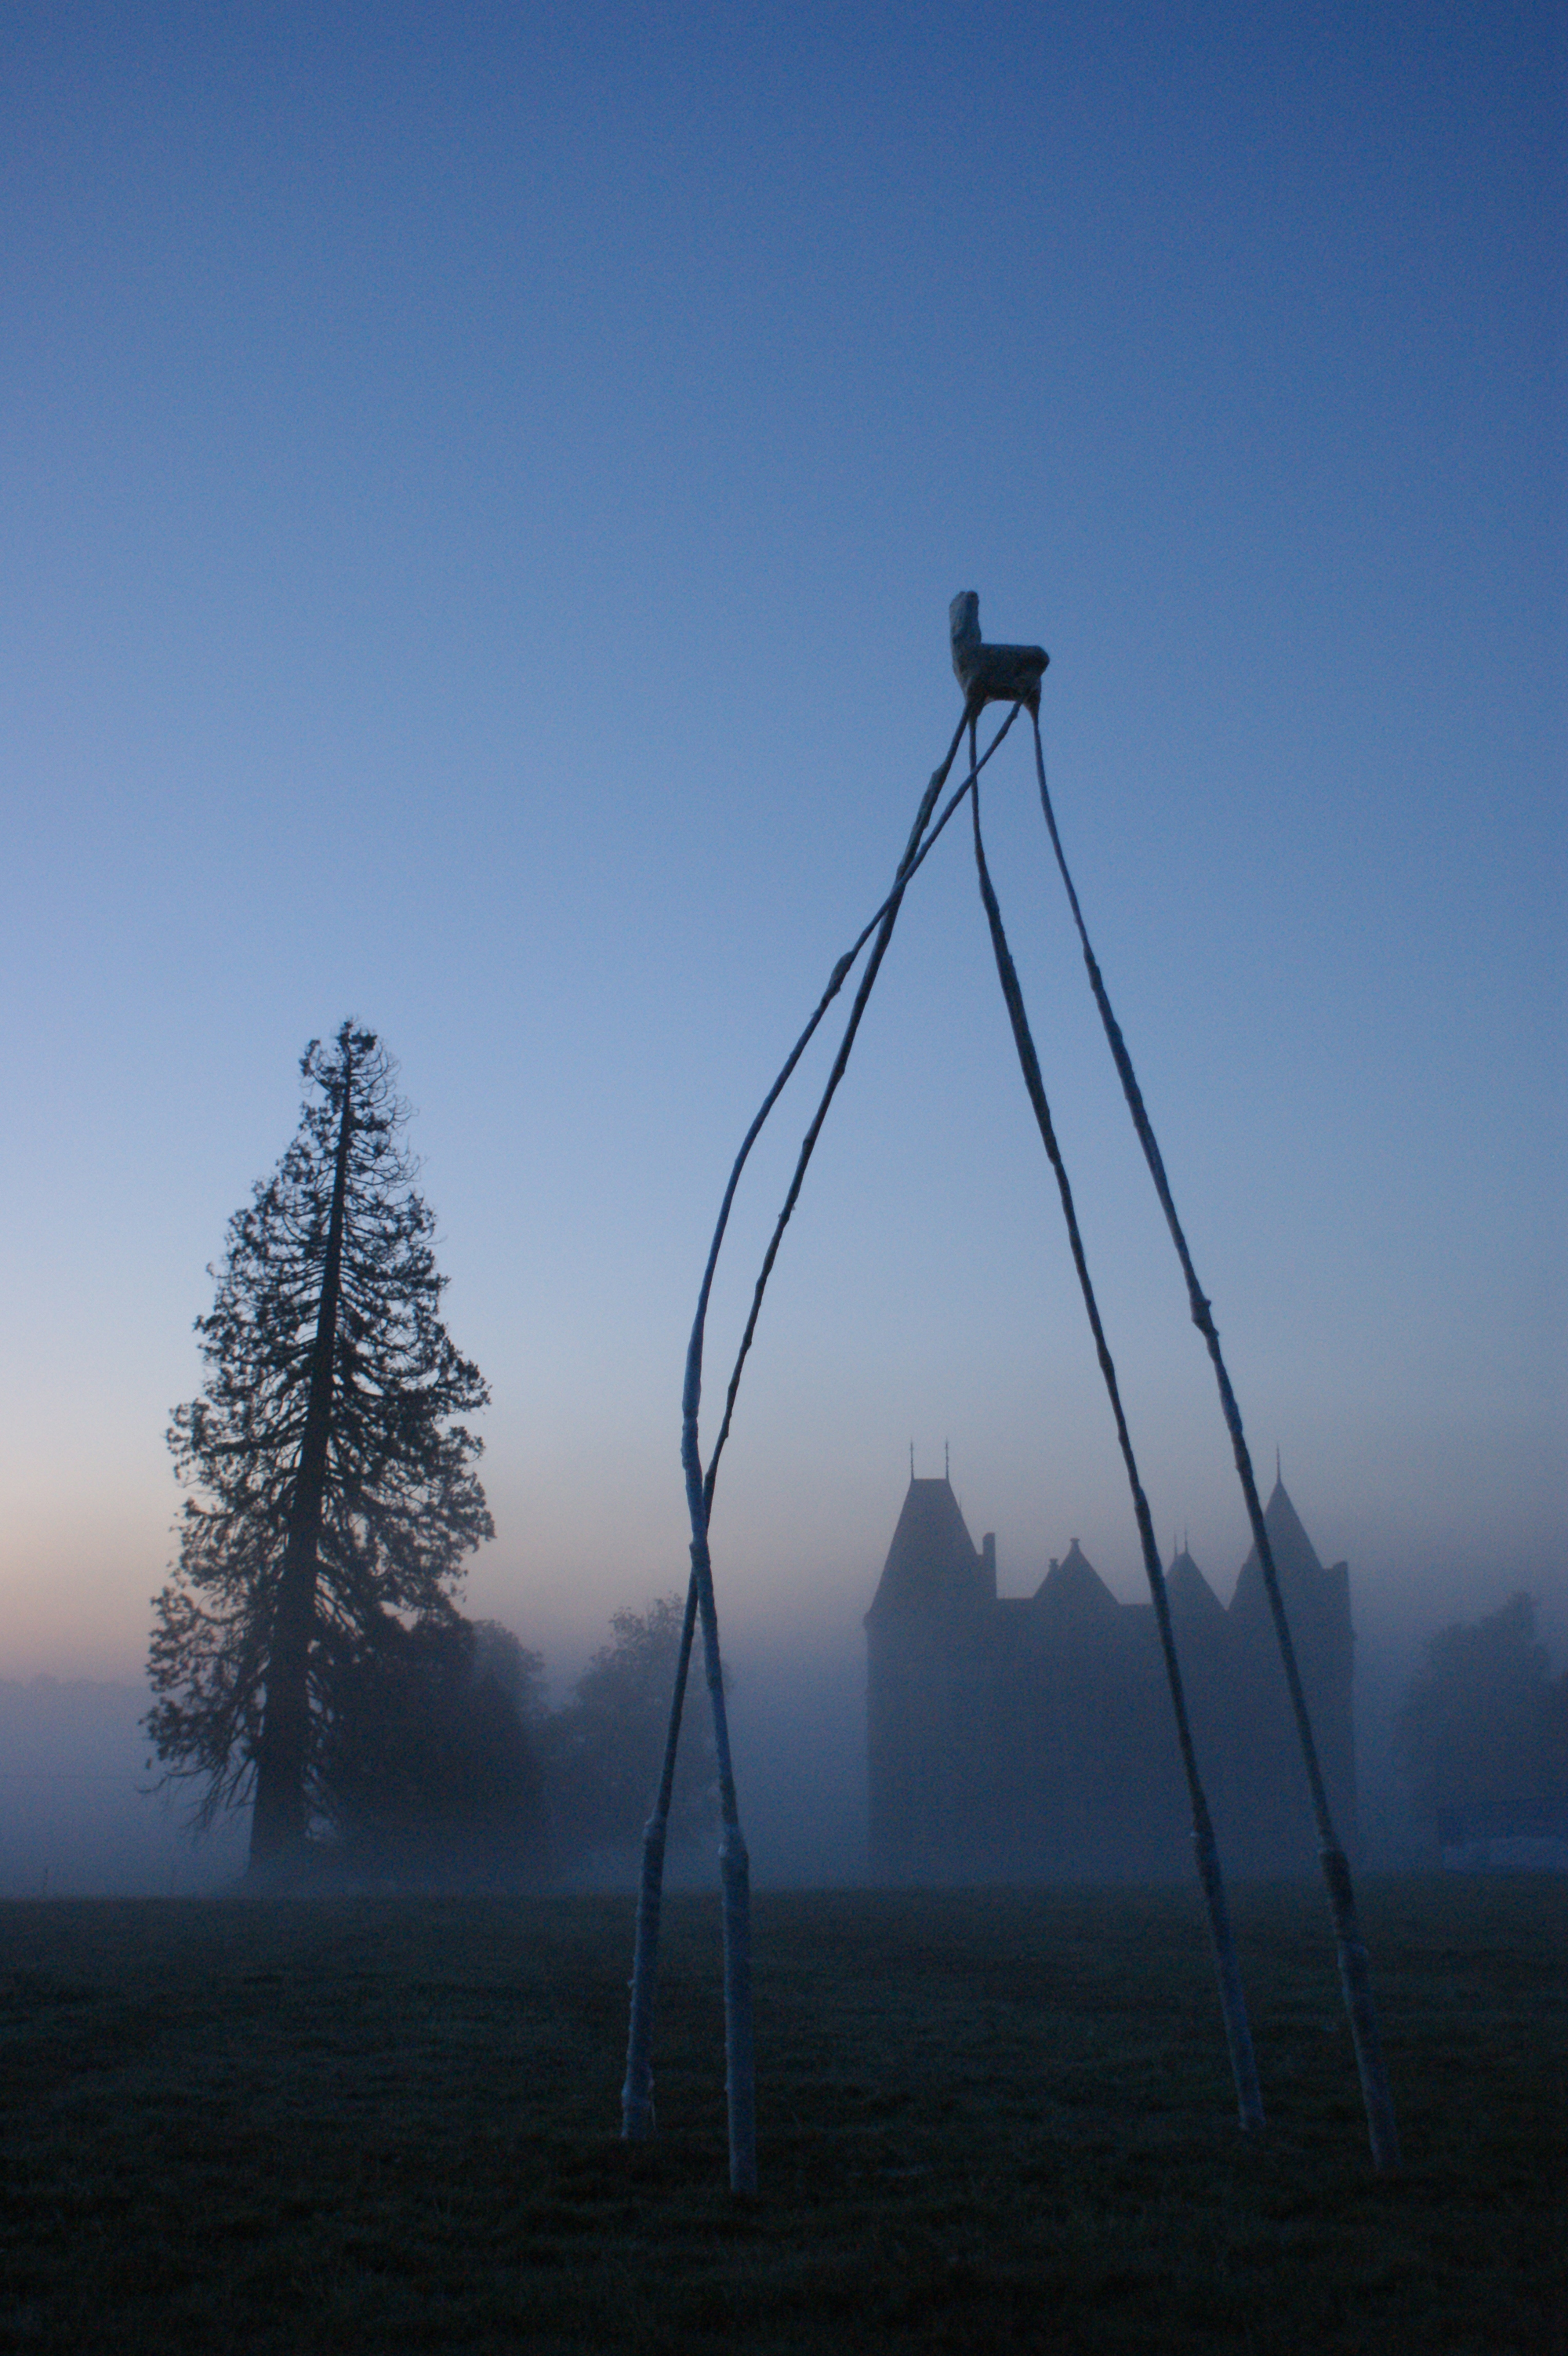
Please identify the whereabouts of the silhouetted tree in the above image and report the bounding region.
[147,1024,492,1869]
[1396,1593,1561,1830]
[545,1595,716,1862]
[319,1615,546,1885]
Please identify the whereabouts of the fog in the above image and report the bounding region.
[0,1679,247,1898]
[5,1556,1560,1898]
[0,1646,870,1900]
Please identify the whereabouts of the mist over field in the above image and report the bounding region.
[5,1561,1552,1897]
[0,1679,247,1898]
[3,1648,866,1900]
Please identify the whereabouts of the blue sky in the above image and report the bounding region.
[2,0,1562,1690]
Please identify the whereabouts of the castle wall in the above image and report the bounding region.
[865,1478,1358,1882]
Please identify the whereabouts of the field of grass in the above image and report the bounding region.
[0,1875,1560,2353]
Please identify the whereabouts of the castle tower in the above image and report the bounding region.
[863,1467,1358,1881]
[1215,1475,1359,1868]
[864,1476,995,1876]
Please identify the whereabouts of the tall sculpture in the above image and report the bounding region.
[620,597,1399,2194]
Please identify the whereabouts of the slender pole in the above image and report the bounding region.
[968,732,1263,2135]
[1028,711,1399,2173]
[621,711,1017,2184]
[690,1512,755,2194]
[684,717,971,2192]
[702,710,1014,1509]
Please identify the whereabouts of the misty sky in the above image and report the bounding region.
[2,2,1562,1702]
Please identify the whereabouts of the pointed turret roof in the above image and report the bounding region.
[864,1477,987,1622]
[1255,1476,1323,1572]
[1032,1537,1120,1621]
[1232,1476,1328,1613]
[1166,1546,1225,1626]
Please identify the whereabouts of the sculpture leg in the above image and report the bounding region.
[692,1530,757,2195]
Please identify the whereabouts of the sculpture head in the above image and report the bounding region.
[949,590,982,665]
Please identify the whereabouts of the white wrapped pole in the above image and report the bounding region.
[1024,696,1401,2173]
[620,1524,753,2189]
[968,724,1264,2136]
[620,707,992,2191]
[692,1523,756,2194]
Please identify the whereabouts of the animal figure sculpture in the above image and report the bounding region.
[949,588,1049,712]
[621,596,1399,2194]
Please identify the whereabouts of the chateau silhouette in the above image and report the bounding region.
[866,1472,1357,1879]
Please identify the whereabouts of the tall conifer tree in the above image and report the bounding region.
[147,1023,492,1868]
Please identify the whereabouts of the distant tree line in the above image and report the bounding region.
[1397,1593,1567,1843]
[318,1594,712,1887]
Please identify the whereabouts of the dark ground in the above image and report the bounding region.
[0,1875,1560,2353]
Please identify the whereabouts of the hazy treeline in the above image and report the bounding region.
[1,1595,715,1898]
[182,1580,1568,1886]
[4,1588,1564,1896]
[1396,1592,1566,1844]
[316,1593,717,1888]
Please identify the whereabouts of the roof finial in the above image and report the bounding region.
[1276,1444,1282,1487]
[945,1439,950,1482]
[909,1440,915,1482]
